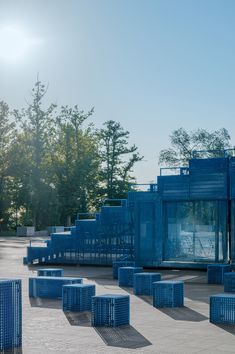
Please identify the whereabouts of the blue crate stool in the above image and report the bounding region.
[134,272,161,295]
[207,264,231,284]
[92,294,130,327]
[0,279,22,351]
[29,276,83,298]
[153,280,184,308]
[210,294,235,324]
[118,267,143,287]
[37,268,64,277]
[224,272,235,292]
[63,284,96,311]
[112,261,135,279]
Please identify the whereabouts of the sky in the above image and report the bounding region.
[0,0,234,183]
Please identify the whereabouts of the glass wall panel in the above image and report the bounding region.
[164,200,227,262]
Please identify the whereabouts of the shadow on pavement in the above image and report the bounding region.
[94,325,152,349]
[214,323,235,335]
[157,306,208,322]
[64,311,92,327]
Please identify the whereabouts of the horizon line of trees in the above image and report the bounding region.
[0,79,143,230]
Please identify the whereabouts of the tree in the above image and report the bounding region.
[99,120,143,199]
[0,101,16,230]
[159,127,231,166]
[13,79,57,229]
[50,105,100,225]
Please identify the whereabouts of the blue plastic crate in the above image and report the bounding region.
[29,277,83,298]
[23,257,28,265]
[207,264,231,284]
[63,284,96,311]
[210,294,235,324]
[118,267,143,287]
[112,261,135,279]
[153,280,184,308]
[37,268,64,277]
[0,279,22,351]
[92,294,130,327]
[224,272,235,292]
[134,272,161,295]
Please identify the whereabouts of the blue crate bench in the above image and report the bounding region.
[118,267,143,287]
[224,272,235,292]
[63,284,96,311]
[37,268,64,277]
[207,264,231,284]
[153,280,184,308]
[210,294,235,324]
[92,294,130,327]
[29,277,83,298]
[112,261,135,279]
[134,272,161,295]
[0,279,22,351]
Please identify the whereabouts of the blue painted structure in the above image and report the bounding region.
[153,280,184,308]
[63,284,96,311]
[29,277,83,298]
[207,264,231,284]
[210,294,235,324]
[92,294,130,327]
[0,279,22,351]
[134,272,161,295]
[26,150,235,269]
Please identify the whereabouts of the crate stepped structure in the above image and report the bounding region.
[153,280,184,308]
[63,284,96,312]
[37,268,64,277]
[134,272,161,295]
[0,279,22,351]
[92,294,130,327]
[26,149,235,270]
[118,266,143,287]
[210,294,235,324]
[29,277,83,298]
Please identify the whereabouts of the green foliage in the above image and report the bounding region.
[98,120,143,199]
[159,127,231,166]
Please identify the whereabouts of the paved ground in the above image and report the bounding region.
[1,237,235,354]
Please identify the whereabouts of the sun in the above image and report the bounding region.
[0,26,37,61]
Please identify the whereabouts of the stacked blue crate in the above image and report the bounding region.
[112,260,135,279]
[29,277,83,298]
[210,294,235,324]
[207,264,231,284]
[0,279,22,351]
[63,284,96,311]
[92,294,130,327]
[37,268,64,277]
[118,266,143,287]
[134,272,161,295]
[153,280,184,308]
[224,272,235,292]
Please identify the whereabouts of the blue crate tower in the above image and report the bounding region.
[207,264,231,284]
[37,268,64,277]
[92,294,130,327]
[134,272,161,295]
[224,272,235,292]
[153,280,184,308]
[63,284,96,311]
[118,267,143,287]
[0,279,22,351]
[210,294,235,324]
[113,261,135,279]
[29,276,83,298]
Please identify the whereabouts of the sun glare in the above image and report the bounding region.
[0,26,40,62]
